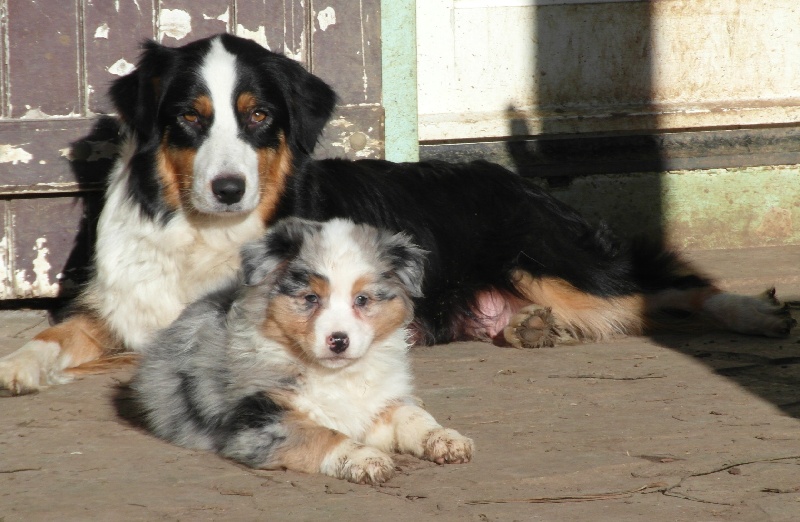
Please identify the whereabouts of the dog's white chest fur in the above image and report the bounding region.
[84,139,266,351]
[290,330,413,441]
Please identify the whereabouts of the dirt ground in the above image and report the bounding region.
[2,246,800,521]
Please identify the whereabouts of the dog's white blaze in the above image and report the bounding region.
[312,222,376,364]
[192,37,261,214]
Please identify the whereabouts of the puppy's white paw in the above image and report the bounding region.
[322,441,395,485]
[423,428,474,465]
[0,340,68,396]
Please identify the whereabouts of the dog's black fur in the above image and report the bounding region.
[273,158,696,343]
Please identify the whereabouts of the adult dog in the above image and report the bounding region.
[132,218,473,484]
[0,33,793,395]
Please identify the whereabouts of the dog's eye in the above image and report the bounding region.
[354,295,369,307]
[181,111,199,124]
[304,294,319,304]
[251,110,267,122]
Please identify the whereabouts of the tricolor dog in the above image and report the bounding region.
[0,33,793,395]
[132,218,473,484]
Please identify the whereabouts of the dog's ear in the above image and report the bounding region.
[281,60,338,156]
[109,40,174,143]
[241,218,320,286]
[378,231,427,298]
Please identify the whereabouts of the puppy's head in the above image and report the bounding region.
[110,33,336,219]
[240,218,426,368]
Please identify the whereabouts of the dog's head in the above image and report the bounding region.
[239,218,426,369]
[110,33,336,219]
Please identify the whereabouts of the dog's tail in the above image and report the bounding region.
[66,352,140,375]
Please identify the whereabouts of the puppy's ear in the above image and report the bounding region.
[282,60,337,155]
[378,231,427,298]
[109,40,174,143]
[241,218,320,286]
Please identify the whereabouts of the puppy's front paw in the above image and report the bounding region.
[322,441,395,485]
[423,428,474,465]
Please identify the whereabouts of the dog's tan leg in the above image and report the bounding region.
[271,413,396,485]
[504,271,646,347]
[0,315,113,395]
[365,402,473,465]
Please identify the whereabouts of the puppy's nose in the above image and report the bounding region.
[211,175,246,204]
[327,332,350,354]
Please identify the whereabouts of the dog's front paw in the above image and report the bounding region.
[503,304,557,348]
[0,341,69,396]
[423,428,474,465]
[322,441,395,485]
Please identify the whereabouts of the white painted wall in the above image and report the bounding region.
[417,0,800,141]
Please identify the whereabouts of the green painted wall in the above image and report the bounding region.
[381,0,419,162]
[553,165,800,250]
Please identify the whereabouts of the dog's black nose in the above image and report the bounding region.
[211,176,246,204]
[327,332,350,354]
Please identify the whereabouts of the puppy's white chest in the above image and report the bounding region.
[292,355,412,441]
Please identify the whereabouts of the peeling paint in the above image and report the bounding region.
[317,6,337,31]
[236,24,269,49]
[204,7,230,25]
[21,107,52,119]
[0,144,33,165]
[14,238,60,298]
[327,118,381,158]
[159,9,192,41]
[284,42,303,61]
[0,236,11,299]
[19,106,80,120]
[94,23,110,39]
[107,58,135,77]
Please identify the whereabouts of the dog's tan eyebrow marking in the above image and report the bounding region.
[192,95,213,118]
[236,91,258,114]
[308,274,330,300]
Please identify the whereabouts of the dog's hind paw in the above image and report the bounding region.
[503,305,557,348]
[423,428,474,465]
[323,441,395,485]
[704,289,797,338]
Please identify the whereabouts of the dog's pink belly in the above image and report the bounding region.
[458,289,526,341]
[408,288,526,345]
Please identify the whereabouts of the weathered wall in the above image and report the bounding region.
[416,0,800,251]
[417,0,800,140]
[552,164,800,250]
[0,0,383,300]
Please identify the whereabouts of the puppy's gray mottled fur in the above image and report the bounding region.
[133,218,473,484]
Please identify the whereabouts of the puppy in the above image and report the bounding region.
[132,218,473,484]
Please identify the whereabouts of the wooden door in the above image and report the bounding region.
[0,0,382,301]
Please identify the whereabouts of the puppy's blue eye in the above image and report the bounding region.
[304,294,319,304]
[354,295,369,307]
